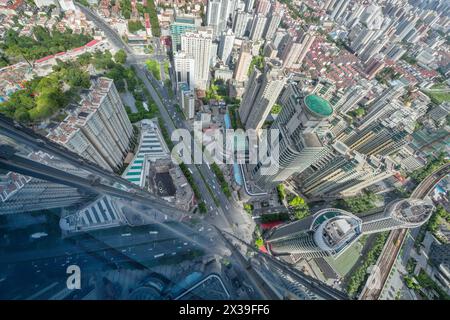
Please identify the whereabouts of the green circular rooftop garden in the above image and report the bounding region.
[304,94,333,118]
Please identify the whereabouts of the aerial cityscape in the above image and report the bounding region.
[0,0,449,303]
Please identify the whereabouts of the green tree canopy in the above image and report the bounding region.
[1,26,92,64]
[114,49,127,64]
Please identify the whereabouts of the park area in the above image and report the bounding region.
[424,83,450,105]
[325,241,363,277]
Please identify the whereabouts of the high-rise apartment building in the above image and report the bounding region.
[278,84,334,137]
[280,28,316,69]
[233,40,253,82]
[330,0,350,21]
[333,80,372,115]
[429,102,450,124]
[47,77,133,172]
[244,0,255,12]
[181,27,214,91]
[343,108,416,157]
[266,208,363,259]
[206,0,222,35]
[358,82,406,130]
[178,82,196,119]
[256,0,270,15]
[239,58,286,131]
[218,29,235,65]
[322,0,336,12]
[299,141,396,198]
[263,12,282,42]
[250,92,331,191]
[249,14,268,42]
[233,10,251,38]
[361,199,435,234]
[273,29,288,51]
[312,78,336,101]
[170,16,197,51]
[395,16,419,42]
[207,0,236,36]
[173,51,195,91]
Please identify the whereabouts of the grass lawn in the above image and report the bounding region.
[325,241,363,277]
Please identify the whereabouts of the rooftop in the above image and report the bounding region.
[304,94,333,118]
[47,77,114,144]
[312,209,362,256]
[389,198,435,225]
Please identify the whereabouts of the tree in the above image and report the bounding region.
[277,184,286,202]
[337,191,381,213]
[145,59,161,80]
[271,104,282,114]
[411,152,448,183]
[114,49,127,64]
[404,276,421,290]
[346,232,388,297]
[289,196,310,220]
[120,0,132,19]
[351,107,366,118]
[255,237,264,247]
[248,55,264,75]
[77,52,93,66]
[128,20,144,33]
[289,196,305,207]
[294,206,309,220]
[0,26,92,65]
[145,0,161,37]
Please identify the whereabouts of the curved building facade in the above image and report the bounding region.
[265,198,435,261]
[266,208,362,259]
[361,198,435,234]
[251,88,332,191]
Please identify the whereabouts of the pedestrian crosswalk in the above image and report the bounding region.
[75,196,123,230]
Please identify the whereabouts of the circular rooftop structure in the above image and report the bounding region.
[387,198,435,228]
[304,94,333,118]
[311,208,362,257]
